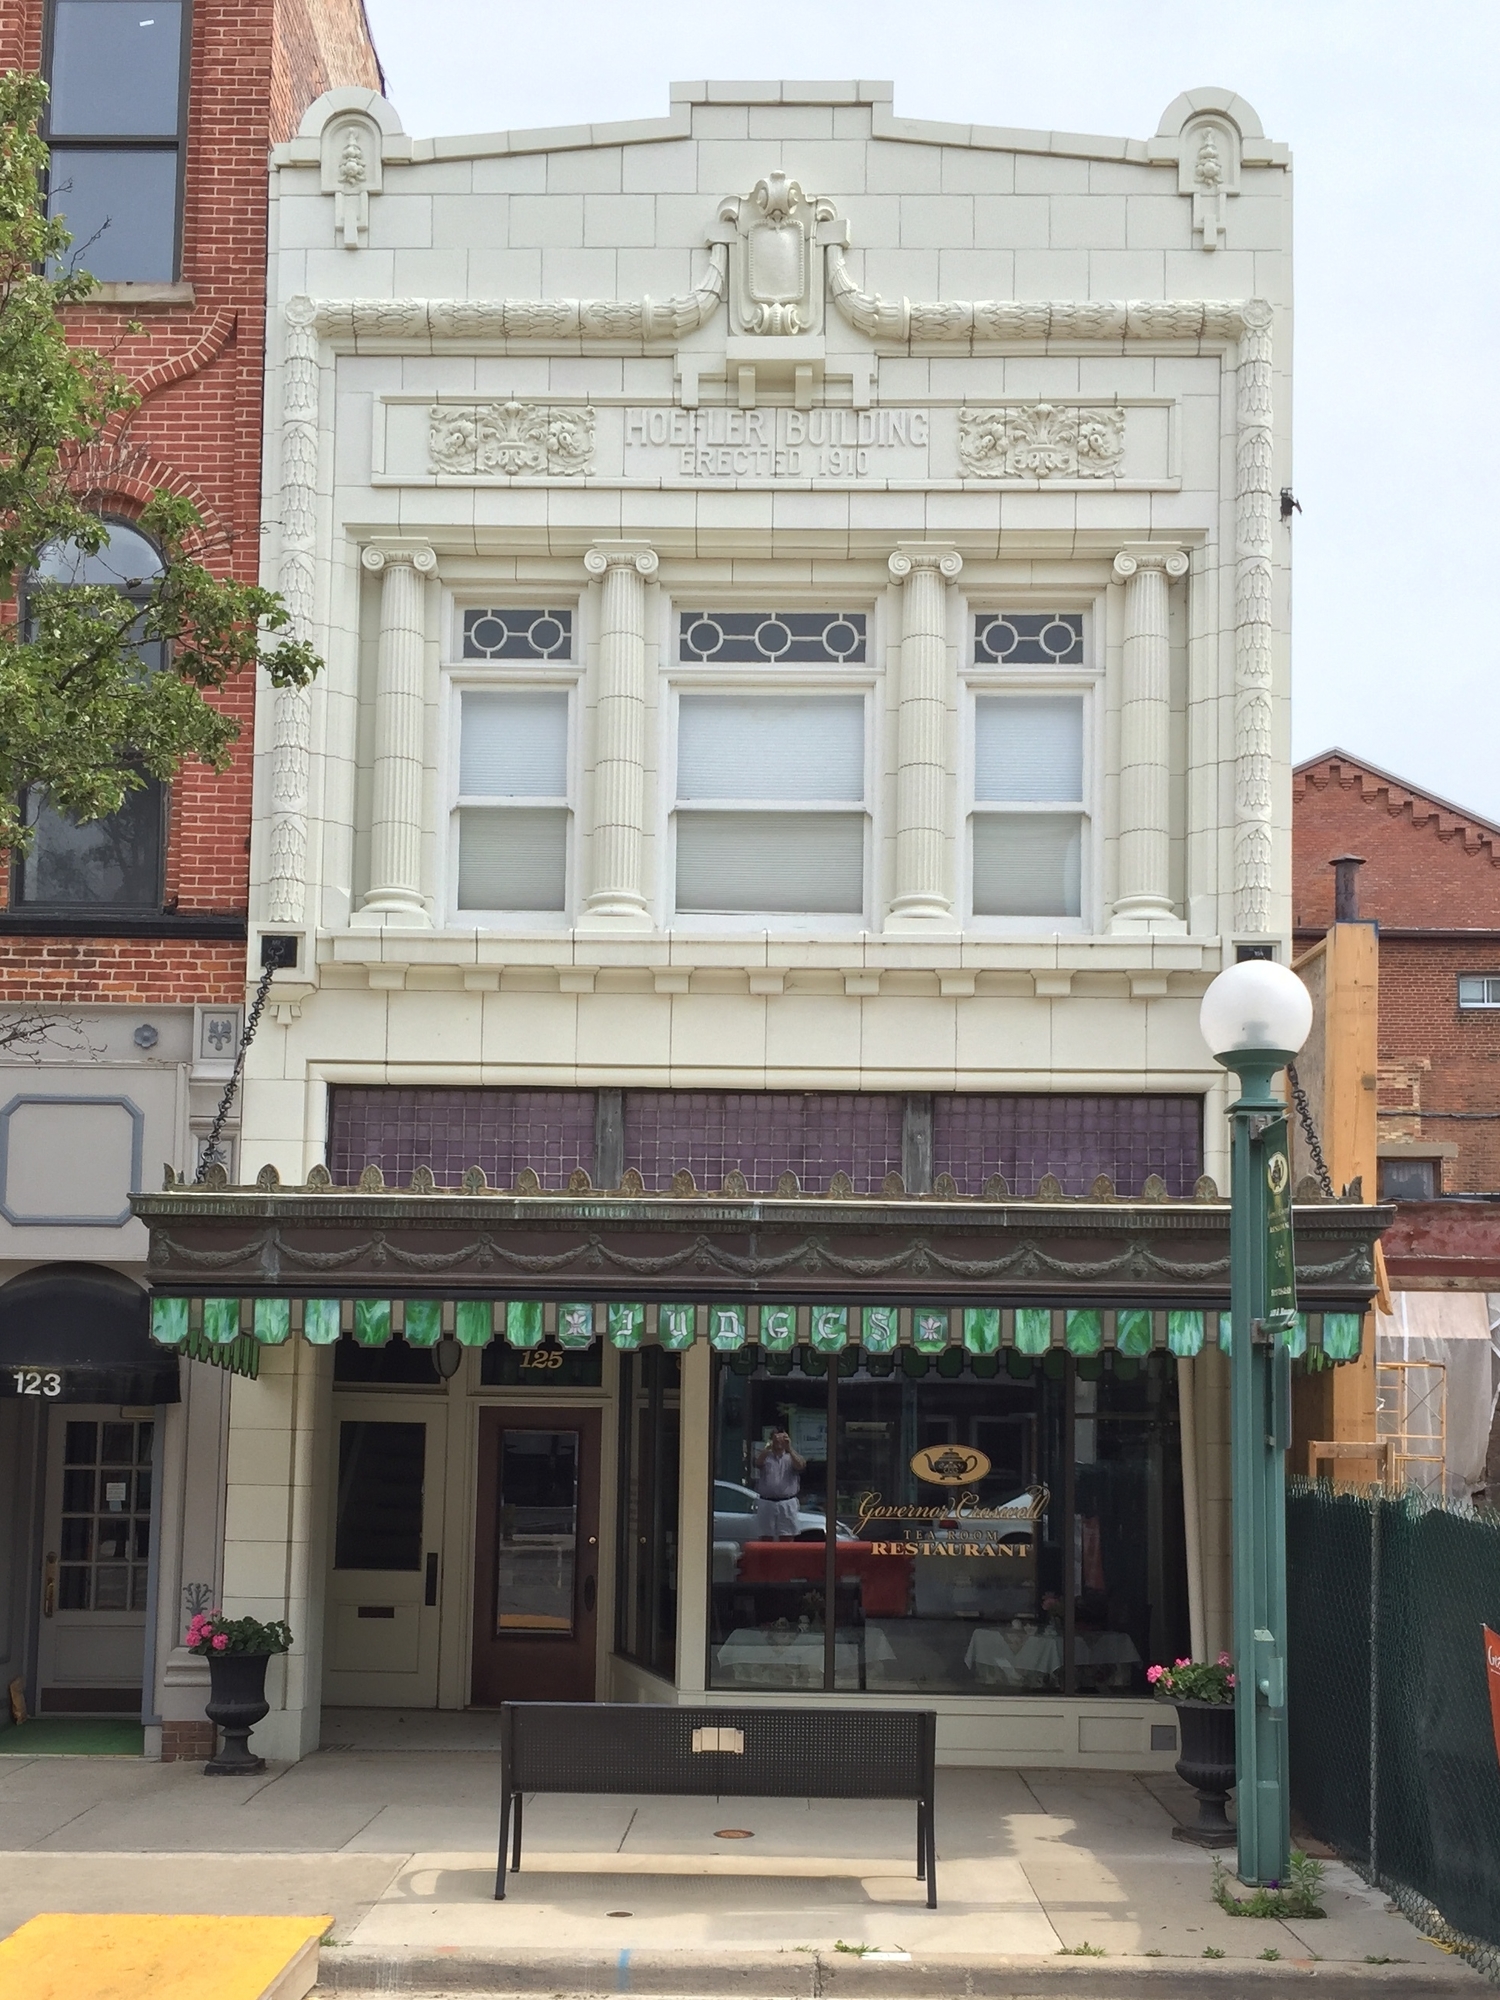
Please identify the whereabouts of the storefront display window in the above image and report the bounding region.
[709,1345,1186,1696]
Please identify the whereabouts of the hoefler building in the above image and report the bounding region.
[0,0,381,1753]
[1293,750,1500,1502]
[131,80,1385,1769]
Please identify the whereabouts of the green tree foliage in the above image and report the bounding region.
[0,70,319,855]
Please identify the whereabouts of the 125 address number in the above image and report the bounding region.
[10,1369,62,1397]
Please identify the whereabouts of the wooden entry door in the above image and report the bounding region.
[472,1407,601,1705]
[36,1407,153,1713]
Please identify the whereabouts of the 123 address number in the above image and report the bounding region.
[10,1369,62,1397]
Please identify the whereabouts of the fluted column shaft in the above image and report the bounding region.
[888,544,962,926]
[357,544,435,926]
[581,541,657,929]
[1111,543,1189,933]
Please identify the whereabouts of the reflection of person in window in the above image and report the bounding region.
[752,1429,805,1539]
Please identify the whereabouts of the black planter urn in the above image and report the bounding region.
[1170,1698,1237,1847]
[203,1651,272,1776]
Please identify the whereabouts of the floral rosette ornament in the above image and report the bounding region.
[1146,1651,1236,1703]
[184,1609,293,1656]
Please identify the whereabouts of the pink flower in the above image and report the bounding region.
[1175,1657,1190,1668]
[212,1634,229,1651]
[1146,1664,1163,1683]
[1226,1673,1236,1686]
[1218,1652,1233,1666]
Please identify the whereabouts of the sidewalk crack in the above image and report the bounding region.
[616,1806,637,1852]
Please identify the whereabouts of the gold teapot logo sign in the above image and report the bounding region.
[1267,1150,1289,1197]
[910,1444,991,1488]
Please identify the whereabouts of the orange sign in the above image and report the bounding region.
[1485,1626,1500,1768]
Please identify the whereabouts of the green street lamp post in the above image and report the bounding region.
[1200,958,1313,1887]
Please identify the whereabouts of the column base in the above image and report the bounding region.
[884,901,958,934]
[350,898,432,930]
[1109,901,1186,936]
[576,899,654,933]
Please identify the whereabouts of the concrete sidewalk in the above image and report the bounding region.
[0,1712,1482,1994]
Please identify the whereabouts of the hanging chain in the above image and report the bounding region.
[196,960,277,1181]
[1285,1060,1336,1200]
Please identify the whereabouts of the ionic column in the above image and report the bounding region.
[887,543,962,927]
[356,543,436,927]
[1110,544,1189,933]
[581,541,657,930]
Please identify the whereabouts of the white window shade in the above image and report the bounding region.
[460,690,568,798]
[677,695,864,802]
[973,814,1082,918]
[458,807,567,911]
[676,812,865,914]
[975,696,1083,803]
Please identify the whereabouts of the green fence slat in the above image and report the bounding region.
[1065,1308,1102,1357]
[861,1305,898,1353]
[608,1302,644,1350]
[303,1298,341,1345]
[1167,1309,1204,1358]
[404,1299,442,1347]
[150,1297,189,1347]
[354,1299,391,1347]
[253,1298,291,1345]
[458,1299,496,1347]
[1014,1306,1052,1356]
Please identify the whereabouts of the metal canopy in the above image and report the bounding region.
[132,1173,1389,1364]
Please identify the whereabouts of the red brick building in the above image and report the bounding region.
[1295,748,1500,1197]
[0,0,379,1740]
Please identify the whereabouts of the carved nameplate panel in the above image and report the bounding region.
[375,397,1174,487]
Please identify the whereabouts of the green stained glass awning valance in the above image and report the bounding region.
[150,1295,1365,1362]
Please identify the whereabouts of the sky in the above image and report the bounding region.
[362,0,1500,821]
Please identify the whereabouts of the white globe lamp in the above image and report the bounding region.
[1199,958,1312,1067]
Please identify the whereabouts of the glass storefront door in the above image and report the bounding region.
[36,1407,153,1713]
[710,1344,1187,1697]
[472,1406,601,1704]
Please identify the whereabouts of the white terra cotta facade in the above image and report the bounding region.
[219,80,1293,1764]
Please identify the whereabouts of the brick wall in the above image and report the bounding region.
[1296,754,1500,1193]
[1294,753,1500,932]
[0,0,379,1005]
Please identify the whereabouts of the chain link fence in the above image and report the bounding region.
[1288,1481,1500,1980]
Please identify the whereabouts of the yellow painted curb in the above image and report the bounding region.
[0,1912,333,2000]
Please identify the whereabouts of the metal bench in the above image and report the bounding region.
[496,1701,938,1906]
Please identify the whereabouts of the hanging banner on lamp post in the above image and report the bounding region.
[1265,1115,1298,1331]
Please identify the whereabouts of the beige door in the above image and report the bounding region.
[36,1407,153,1714]
[325,1396,447,1706]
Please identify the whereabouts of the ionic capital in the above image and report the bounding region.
[362,542,438,576]
[584,540,659,579]
[1113,543,1190,583]
[889,543,963,583]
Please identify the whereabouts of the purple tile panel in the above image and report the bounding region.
[932,1094,1202,1197]
[327,1087,594,1189]
[623,1091,903,1194]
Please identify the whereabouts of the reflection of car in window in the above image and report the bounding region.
[712,1479,852,1544]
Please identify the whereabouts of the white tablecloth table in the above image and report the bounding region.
[714,1626,897,1687]
[965,1626,1141,1687]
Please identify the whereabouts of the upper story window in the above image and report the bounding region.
[462,608,573,661]
[1378,1157,1439,1201]
[1458,975,1500,1010]
[43,0,189,283]
[455,690,570,913]
[971,694,1086,919]
[673,693,866,917]
[974,612,1084,667]
[679,610,866,666]
[14,520,167,912]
